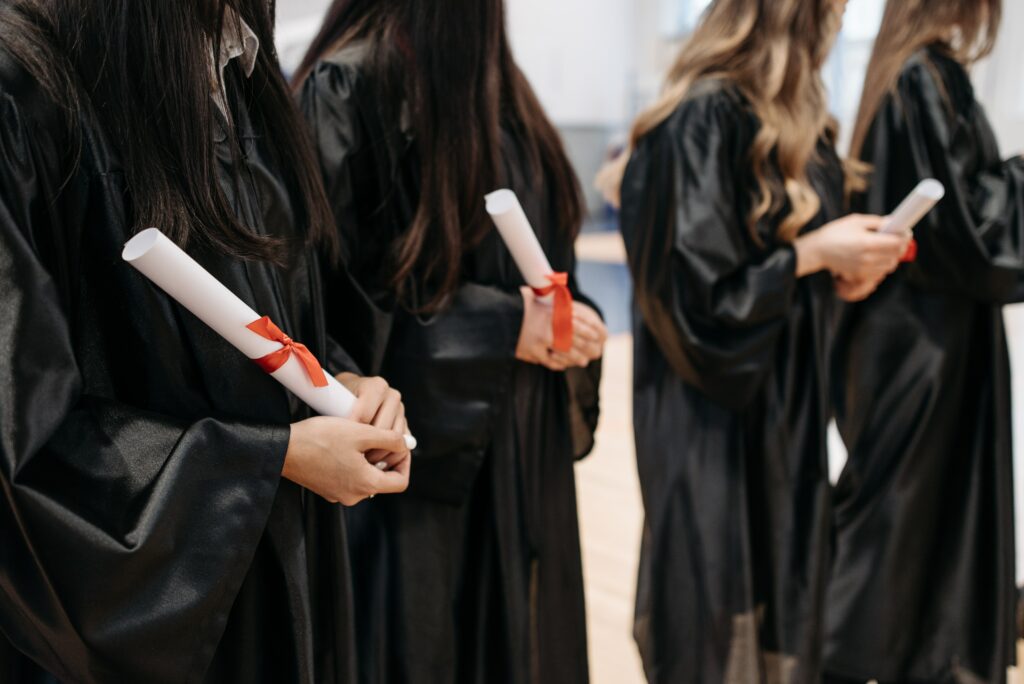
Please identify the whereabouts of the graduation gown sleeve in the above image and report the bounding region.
[0,83,288,683]
[862,54,1024,303]
[620,89,798,410]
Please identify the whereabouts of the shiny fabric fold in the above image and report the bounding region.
[620,80,840,683]
[824,47,1021,684]
[0,49,357,683]
[299,44,601,683]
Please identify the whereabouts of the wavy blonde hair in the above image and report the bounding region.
[599,0,855,243]
[849,0,1001,161]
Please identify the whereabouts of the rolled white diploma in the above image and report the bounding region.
[485,189,555,299]
[123,228,416,450]
[880,179,946,235]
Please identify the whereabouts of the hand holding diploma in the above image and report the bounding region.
[794,214,909,302]
[550,302,606,369]
[336,372,410,471]
[486,190,606,370]
[486,190,575,353]
[283,417,411,506]
[123,228,414,501]
[880,179,946,263]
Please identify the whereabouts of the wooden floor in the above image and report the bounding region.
[573,330,1024,683]
[574,334,646,683]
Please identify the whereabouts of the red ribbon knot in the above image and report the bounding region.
[531,272,574,353]
[246,316,329,388]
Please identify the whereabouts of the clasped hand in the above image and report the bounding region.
[794,214,911,302]
[282,373,411,506]
[516,286,608,371]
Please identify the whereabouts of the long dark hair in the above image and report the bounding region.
[0,0,336,262]
[850,0,1002,160]
[294,0,583,311]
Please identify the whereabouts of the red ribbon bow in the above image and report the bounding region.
[246,316,329,388]
[531,272,574,353]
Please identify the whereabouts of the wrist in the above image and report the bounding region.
[793,233,826,277]
[282,422,307,480]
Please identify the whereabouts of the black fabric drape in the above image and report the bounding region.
[0,50,359,683]
[299,44,601,684]
[824,47,1022,684]
[620,81,841,683]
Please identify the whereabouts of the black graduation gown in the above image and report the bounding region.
[0,50,360,683]
[824,47,1023,683]
[619,81,843,684]
[300,45,602,684]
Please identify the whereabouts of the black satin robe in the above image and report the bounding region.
[824,47,1023,684]
[620,81,842,683]
[0,51,360,683]
[300,45,601,684]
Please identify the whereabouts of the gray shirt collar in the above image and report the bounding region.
[211,8,260,116]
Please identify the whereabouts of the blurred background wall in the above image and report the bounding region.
[276,0,1024,582]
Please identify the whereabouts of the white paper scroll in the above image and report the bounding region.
[485,189,555,295]
[123,228,415,450]
[880,179,946,235]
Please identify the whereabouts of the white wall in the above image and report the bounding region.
[975,0,1024,155]
[278,0,642,128]
[275,0,331,74]
[505,0,637,127]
